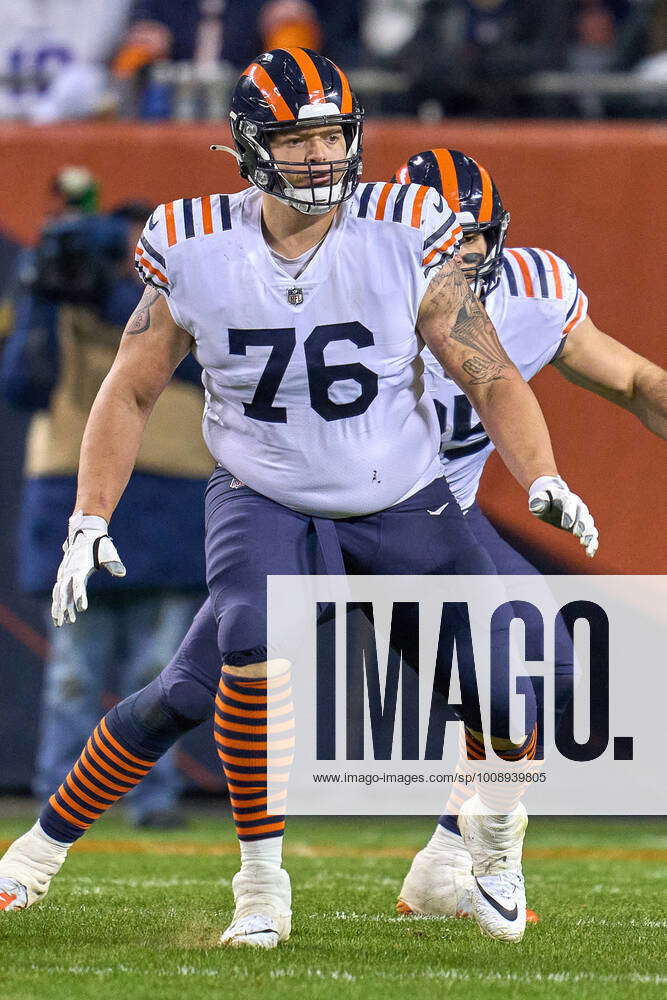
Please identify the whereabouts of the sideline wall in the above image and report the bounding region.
[1,120,665,573]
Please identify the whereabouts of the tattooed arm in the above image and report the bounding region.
[75,286,193,519]
[417,258,558,491]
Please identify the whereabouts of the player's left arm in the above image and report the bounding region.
[553,315,667,438]
[417,258,598,555]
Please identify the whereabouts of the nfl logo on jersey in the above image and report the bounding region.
[287,287,304,306]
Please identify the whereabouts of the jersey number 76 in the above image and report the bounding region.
[229,322,379,423]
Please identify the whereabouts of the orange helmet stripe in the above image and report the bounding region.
[374,182,393,221]
[543,249,563,299]
[283,47,326,104]
[331,60,353,113]
[477,162,494,222]
[243,62,295,121]
[410,184,429,227]
[433,149,460,212]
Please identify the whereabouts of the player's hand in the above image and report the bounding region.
[51,512,126,627]
[528,476,599,558]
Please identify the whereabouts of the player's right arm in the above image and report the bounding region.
[51,286,193,626]
[75,287,193,519]
[552,314,667,439]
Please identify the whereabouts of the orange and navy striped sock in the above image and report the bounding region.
[472,724,539,813]
[214,668,293,842]
[439,724,539,831]
[39,715,161,843]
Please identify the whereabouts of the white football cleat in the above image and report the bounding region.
[0,822,70,911]
[220,863,291,949]
[458,796,528,942]
[396,824,474,918]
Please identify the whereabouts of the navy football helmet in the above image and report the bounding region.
[222,48,363,215]
[393,149,510,297]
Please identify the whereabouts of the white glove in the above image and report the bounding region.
[51,511,126,627]
[528,476,599,558]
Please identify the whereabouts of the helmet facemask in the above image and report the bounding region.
[231,107,363,216]
[459,212,510,299]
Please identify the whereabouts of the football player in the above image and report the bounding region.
[0,54,597,947]
[391,148,667,934]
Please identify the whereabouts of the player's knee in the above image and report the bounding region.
[127,675,211,741]
[216,601,267,671]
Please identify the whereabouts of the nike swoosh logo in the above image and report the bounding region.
[433,195,445,213]
[427,503,449,516]
[475,878,518,921]
[148,213,159,230]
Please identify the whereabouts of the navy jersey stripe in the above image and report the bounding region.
[219,194,232,231]
[502,257,519,296]
[444,435,491,460]
[183,198,195,238]
[423,213,457,251]
[135,262,170,296]
[357,183,374,218]
[140,235,165,269]
[550,335,568,363]
[565,287,581,320]
[392,184,410,222]
[525,248,548,297]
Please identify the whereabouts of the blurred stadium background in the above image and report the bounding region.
[0,0,665,798]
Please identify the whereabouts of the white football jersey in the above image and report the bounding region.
[136,182,462,518]
[422,247,589,511]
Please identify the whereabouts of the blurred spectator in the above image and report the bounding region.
[0,168,212,827]
[396,0,572,117]
[0,0,134,123]
[115,0,361,77]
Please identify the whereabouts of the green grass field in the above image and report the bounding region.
[0,803,665,1000]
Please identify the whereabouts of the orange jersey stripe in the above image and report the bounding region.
[410,185,429,228]
[243,62,295,121]
[135,249,169,287]
[201,194,213,235]
[48,794,89,830]
[477,163,494,223]
[507,249,534,297]
[284,48,326,104]
[543,249,563,299]
[422,231,460,266]
[374,182,393,221]
[73,760,116,802]
[434,149,460,212]
[564,292,585,333]
[164,202,177,247]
